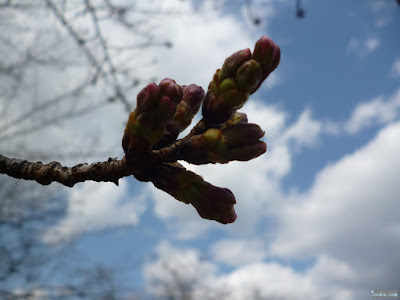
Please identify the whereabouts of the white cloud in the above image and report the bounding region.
[346,37,380,59]
[42,178,146,243]
[344,88,400,134]
[368,0,397,28]
[281,108,321,148]
[345,38,360,55]
[143,242,216,299]
[269,120,400,289]
[390,58,400,78]
[144,243,360,300]
[324,88,400,135]
[210,238,267,267]
[210,262,316,300]
[365,37,380,52]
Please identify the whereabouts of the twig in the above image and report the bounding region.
[0,138,183,187]
[0,154,130,187]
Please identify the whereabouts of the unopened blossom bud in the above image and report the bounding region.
[223,123,266,162]
[218,48,252,82]
[136,83,160,114]
[150,163,237,224]
[156,96,178,125]
[202,91,233,125]
[228,141,267,162]
[202,36,280,125]
[155,85,205,148]
[179,122,266,164]
[159,78,183,104]
[223,122,265,145]
[219,78,249,110]
[180,84,205,108]
[236,59,263,92]
[252,35,281,93]
[122,79,183,160]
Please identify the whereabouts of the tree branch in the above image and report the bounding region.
[0,154,132,187]
[0,138,183,187]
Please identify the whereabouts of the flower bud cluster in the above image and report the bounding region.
[155,84,205,149]
[121,36,280,224]
[122,79,183,160]
[202,35,280,125]
[179,113,266,164]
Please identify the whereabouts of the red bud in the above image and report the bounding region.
[159,78,183,104]
[136,83,160,113]
[150,163,237,224]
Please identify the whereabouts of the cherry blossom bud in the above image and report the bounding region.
[136,83,160,113]
[122,79,183,160]
[223,122,265,145]
[218,48,252,82]
[179,122,266,164]
[150,163,237,224]
[202,36,280,125]
[202,91,233,125]
[252,35,281,93]
[159,78,183,104]
[236,59,263,92]
[157,85,205,148]
[181,84,205,108]
[156,96,177,125]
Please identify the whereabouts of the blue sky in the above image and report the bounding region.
[7,0,400,299]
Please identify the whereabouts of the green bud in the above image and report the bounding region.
[220,89,249,110]
[218,48,252,82]
[202,37,280,125]
[236,59,263,92]
[219,78,237,93]
[179,123,266,164]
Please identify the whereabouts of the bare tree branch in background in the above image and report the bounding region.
[0,0,174,158]
[0,1,178,299]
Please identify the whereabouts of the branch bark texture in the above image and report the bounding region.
[0,154,132,187]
